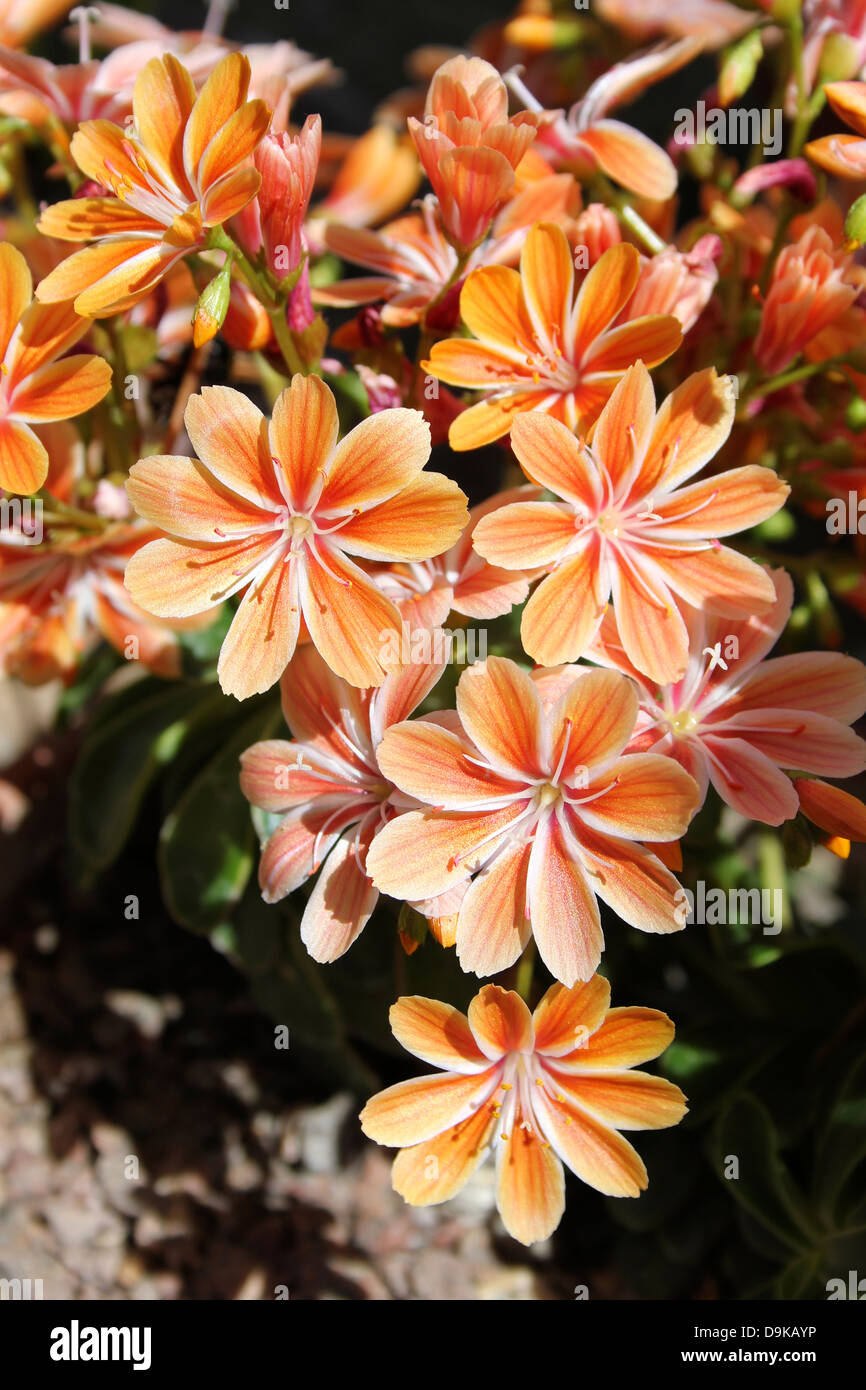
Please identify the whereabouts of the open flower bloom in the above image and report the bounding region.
[35,52,271,316]
[0,244,112,494]
[805,79,866,180]
[506,40,700,200]
[366,655,700,986]
[0,44,132,139]
[360,978,687,1246]
[372,486,541,631]
[124,376,468,698]
[408,55,540,252]
[588,568,866,825]
[472,362,789,682]
[753,225,861,376]
[240,644,455,961]
[424,223,682,450]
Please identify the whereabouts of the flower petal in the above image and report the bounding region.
[319,407,431,512]
[496,1125,565,1245]
[300,828,378,962]
[533,1091,647,1196]
[376,719,517,807]
[455,841,534,977]
[549,1066,686,1131]
[337,471,468,561]
[299,544,400,687]
[520,221,574,347]
[390,1104,497,1205]
[527,814,605,985]
[520,543,607,667]
[572,823,686,935]
[456,655,544,777]
[389,996,489,1073]
[185,385,279,510]
[269,374,339,511]
[566,1006,675,1071]
[0,419,47,494]
[468,984,534,1059]
[218,552,300,698]
[11,356,112,421]
[126,454,270,540]
[509,410,603,510]
[360,1071,496,1147]
[472,500,578,569]
[579,752,699,841]
[532,977,611,1058]
[572,241,640,348]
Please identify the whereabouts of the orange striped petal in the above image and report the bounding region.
[578,120,677,200]
[124,534,276,617]
[520,541,606,666]
[10,355,112,421]
[795,778,866,842]
[0,244,32,358]
[653,466,789,538]
[183,51,251,178]
[455,841,533,977]
[610,557,689,684]
[584,314,682,374]
[573,825,685,935]
[337,472,468,561]
[509,411,602,510]
[581,753,699,841]
[448,397,521,450]
[472,500,577,569]
[376,720,517,807]
[301,832,377,962]
[133,54,196,195]
[126,455,268,540]
[456,654,543,777]
[639,368,736,494]
[197,99,271,193]
[0,418,47,494]
[532,977,611,1058]
[534,1093,647,1196]
[389,996,489,1072]
[655,545,777,618]
[269,375,338,510]
[722,711,866,778]
[69,119,157,194]
[520,222,574,345]
[468,984,534,1058]
[35,240,159,307]
[703,735,799,824]
[367,805,523,900]
[73,244,175,317]
[590,361,656,493]
[572,241,640,348]
[438,145,514,249]
[459,264,535,352]
[731,651,866,723]
[320,406,430,512]
[549,666,638,774]
[8,300,89,381]
[299,545,400,687]
[200,165,262,226]
[390,1103,497,1206]
[425,337,525,389]
[564,1006,674,1071]
[240,739,352,810]
[528,815,604,985]
[496,1124,565,1245]
[218,555,300,698]
[258,804,351,903]
[185,385,278,510]
[360,1071,494,1147]
[279,642,367,744]
[552,1068,686,1131]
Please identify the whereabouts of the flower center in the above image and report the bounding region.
[288,514,314,544]
[537,781,561,808]
[597,508,624,537]
[667,709,698,738]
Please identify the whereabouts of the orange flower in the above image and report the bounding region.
[408,55,540,251]
[424,223,682,449]
[0,244,111,495]
[366,656,700,986]
[124,376,468,699]
[805,80,866,180]
[753,225,861,376]
[472,363,789,681]
[35,52,271,317]
[360,979,687,1246]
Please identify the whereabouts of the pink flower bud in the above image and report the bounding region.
[253,114,321,280]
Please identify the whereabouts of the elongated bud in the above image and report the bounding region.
[193,262,232,347]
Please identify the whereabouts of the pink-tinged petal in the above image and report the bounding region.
[520,221,574,346]
[496,1125,565,1246]
[456,655,544,778]
[217,553,300,699]
[589,362,656,494]
[532,977,611,1058]
[453,563,530,620]
[694,567,791,682]
[563,1006,675,1071]
[424,337,527,390]
[258,802,352,902]
[730,651,866,724]
[520,542,607,668]
[370,659,447,744]
[126,454,270,540]
[572,242,641,348]
[468,984,534,1060]
[455,842,534,978]
[278,642,368,750]
[654,546,777,617]
[299,544,400,688]
[572,823,686,935]
[10,356,112,421]
[269,374,338,511]
[548,1067,687,1131]
[240,740,354,811]
[301,829,378,963]
[578,120,677,200]
[509,411,603,511]
[367,805,524,900]
[713,711,866,779]
[390,1103,497,1205]
[527,815,604,986]
[701,735,800,825]
[0,419,47,494]
[651,466,789,539]
[184,386,279,510]
[389,996,489,1073]
[319,407,431,512]
[610,557,689,684]
[580,753,699,841]
[472,501,578,569]
[360,1070,496,1147]
[376,720,519,807]
[639,368,737,494]
[337,472,468,562]
[533,1091,647,1196]
[549,665,638,776]
[124,534,277,618]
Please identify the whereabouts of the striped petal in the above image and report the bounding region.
[270,374,339,510]
[564,1006,675,1071]
[534,1090,647,1196]
[337,472,468,561]
[217,552,300,698]
[390,1104,497,1205]
[472,500,577,569]
[126,454,270,540]
[520,541,606,666]
[468,985,534,1059]
[456,654,544,778]
[579,753,699,841]
[389,996,489,1073]
[360,1071,495,1147]
[319,406,431,512]
[528,814,605,985]
[185,385,279,510]
[0,418,47,494]
[299,544,401,687]
[375,720,518,807]
[496,1124,565,1245]
[10,356,112,421]
[455,841,534,978]
[532,977,612,1058]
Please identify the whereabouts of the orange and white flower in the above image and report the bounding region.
[360,979,687,1245]
[424,223,682,449]
[588,568,866,825]
[753,224,862,376]
[0,244,111,495]
[240,644,451,961]
[366,656,700,986]
[124,376,468,699]
[35,52,271,316]
[471,363,789,682]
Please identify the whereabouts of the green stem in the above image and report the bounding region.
[207,228,306,377]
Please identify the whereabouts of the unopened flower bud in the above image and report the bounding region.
[192,262,232,347]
